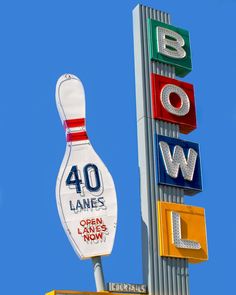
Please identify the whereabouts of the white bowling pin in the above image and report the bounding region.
[55,74,117,259]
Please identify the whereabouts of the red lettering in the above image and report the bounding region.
[84,227,89,233]
[96,218,103,224]
[101,225,107,231]
[89,226,95,233]
[96,232,103,239]
[82,233,103,241]
[80,220,86,226]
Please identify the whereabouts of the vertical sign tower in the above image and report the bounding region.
[133,4,207,295]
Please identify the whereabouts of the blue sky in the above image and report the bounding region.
[0,1,236,295]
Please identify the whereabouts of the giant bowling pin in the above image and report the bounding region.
[55,74,117,259]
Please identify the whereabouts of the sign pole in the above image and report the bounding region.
[133,4,189,295]
[92,256,106,291]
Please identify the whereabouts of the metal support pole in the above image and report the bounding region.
[92,256,106,291]
[133,4,190,295]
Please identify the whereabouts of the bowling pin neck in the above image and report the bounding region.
[55,74,89,144]
[64,117,89,143]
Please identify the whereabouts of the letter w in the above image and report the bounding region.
[159,141,198,181]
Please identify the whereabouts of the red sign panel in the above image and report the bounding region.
[151,73,196,134]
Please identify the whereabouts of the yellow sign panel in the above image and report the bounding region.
[46,292,109,295]
[157,201,208,263]
[46,291,141,295]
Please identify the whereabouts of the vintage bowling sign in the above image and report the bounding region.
[156,135,202,195]
[157,202,208,263]
[148,19,192,77]
[147,17,208,262]
[151,73,196,134]
[55,74,117,259]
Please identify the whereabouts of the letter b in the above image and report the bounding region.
[148,19,192,77]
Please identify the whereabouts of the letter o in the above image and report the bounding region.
[161,84,190,116]
[90,234,95,240]
[80,220,86,226]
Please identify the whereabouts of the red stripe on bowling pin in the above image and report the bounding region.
[64,118,88,142]
[66,131,88,142]
[64,118,86,129]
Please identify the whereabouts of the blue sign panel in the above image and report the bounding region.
[156,135,202,195]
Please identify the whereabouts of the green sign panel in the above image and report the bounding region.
[148,19,192,77]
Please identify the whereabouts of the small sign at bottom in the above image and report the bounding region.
[108,283,147,294]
